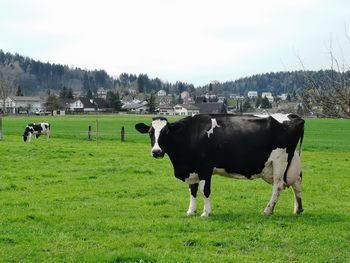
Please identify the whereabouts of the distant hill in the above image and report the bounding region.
[0,50,194,96]
[198,70,350,96]
[1,49,347,97]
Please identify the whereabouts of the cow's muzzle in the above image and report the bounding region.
[152,149,165,159]
[23,135,27,142]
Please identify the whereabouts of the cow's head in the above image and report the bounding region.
[23,126,33,142]
[135,117,170,158]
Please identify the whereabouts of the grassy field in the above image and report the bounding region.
[0,115,349,262]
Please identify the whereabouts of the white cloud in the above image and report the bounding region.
[1,0,350,85]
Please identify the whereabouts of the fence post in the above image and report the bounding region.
[0,117,2,140]
[121,126,125,142]
[88,125,92,141]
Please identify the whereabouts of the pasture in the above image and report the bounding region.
[0,115,349,262]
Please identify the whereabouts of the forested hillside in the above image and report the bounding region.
[1,50,348,97]
[0,50,194,96]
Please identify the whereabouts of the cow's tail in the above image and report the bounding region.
[298,127,304,156]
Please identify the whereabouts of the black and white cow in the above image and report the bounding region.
[135,113,304,217]
[23,123,51,142]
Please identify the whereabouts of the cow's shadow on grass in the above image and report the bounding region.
[209,211,348,225]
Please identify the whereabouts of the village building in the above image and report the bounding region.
[157,90,167,97]
[122,101,149,113]
[70,98,108,112]
[158,104,175,115]
[247,91,258,98]
[174,104,200,116]
[262,92,274,103]
[4,96,44,114]
[96,88,107,99]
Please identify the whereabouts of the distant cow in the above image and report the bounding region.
[23,123,51,142]
[135,113,304,217]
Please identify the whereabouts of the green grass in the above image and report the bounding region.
[0,115,349,262]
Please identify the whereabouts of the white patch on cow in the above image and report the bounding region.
[213,148,292,185]
[206,118,220,138]
[187,190,197,216]
[286,153,301,186]
[185,173,199,185]
[150,119,167,154]
[199,180,212,217]
[254,113,291,123]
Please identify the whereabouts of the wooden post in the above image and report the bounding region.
[96,119,99,145]
[121,126,125,142]
[88,125,92,141]
[0,117,2,140]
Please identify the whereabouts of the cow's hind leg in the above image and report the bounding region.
[264,180,284,215]
[292,174,304,214]
[187,183,198,216]
[199,177,212,217]
[264,152,287,215]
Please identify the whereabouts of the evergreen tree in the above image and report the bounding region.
[177,94,183,104]
[106,91,122,111]
[66,87,74,99]
[286,93,291,102]
[261,96,272,109]
[255,95,262,108]
[15,86,23,96]
[86,89,93,99]
[148,93,156,113]
[242,100,251,112]
[59,86,68,98]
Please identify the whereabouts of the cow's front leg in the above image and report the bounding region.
[187,183,198,216]
[28,133,33,142]
[199,177,212,217]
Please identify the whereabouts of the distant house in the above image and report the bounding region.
[59,98,75,111]
[159,105,175,115]
[195,102,226,114]
[204,93,217,100]
[278,93,288,101]
[4,96,44,114]
[174,104,200,116]
[247,91,258,98]
[157,90,167,97]
[180,91,190,100]
[122,101,149,113]
[97,88,107,99]
[159,95,173,106]
[262,92,274,103]
[70,98,108,112]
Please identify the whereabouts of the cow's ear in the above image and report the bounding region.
[135,123,150,134]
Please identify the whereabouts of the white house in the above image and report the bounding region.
[278,93,288,101]
[247,91,258,98]
[262,92,274,103]
[4,96,44,114]
[174,104,200,116]
[158,105,174,115]
[97,88,107,99]
[122,101,149,113]
[157,90,167,97]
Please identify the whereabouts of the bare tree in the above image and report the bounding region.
[0,73,12,113]
[299,29,350,118]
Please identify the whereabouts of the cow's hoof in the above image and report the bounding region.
[186,210,196,216]
[294,208,304,214]
[263,209,273,216]
[200,212,211,217]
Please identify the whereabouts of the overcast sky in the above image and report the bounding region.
[1,0,350,86]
